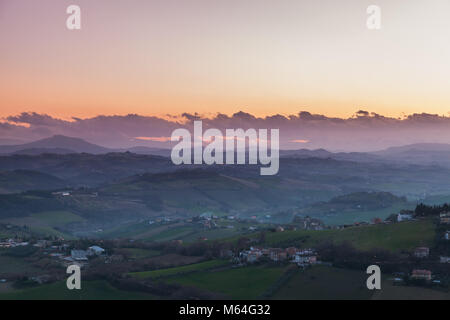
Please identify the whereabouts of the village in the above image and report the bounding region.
[0,208,448,291]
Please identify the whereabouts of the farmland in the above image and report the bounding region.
[130,259,230,279]
[0,280,156,300]
[248,219,436,252]
[167,265,290,300]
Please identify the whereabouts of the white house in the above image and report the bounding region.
[294,255,317,265]
[88,246,105,256]
[397,213,413,222]
[71,250,88,261]
[440,256,450,263]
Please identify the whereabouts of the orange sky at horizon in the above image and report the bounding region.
[1,0,450,120]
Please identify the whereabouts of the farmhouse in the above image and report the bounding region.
[269,248,287,261]
[87,246,105,256]
[294,255,317,266]
[275,226,285,232]
[440,213,450,224]
[411,269,432,281]
[397,213,413,222]
[413,247,429,258]
[71,250,88,261]
[285,247,297,257]
[240,247,263,263]
[0,239,29,248]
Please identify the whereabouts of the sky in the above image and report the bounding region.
[1,0,450,120]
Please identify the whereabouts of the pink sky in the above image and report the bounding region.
[1,0,450,119]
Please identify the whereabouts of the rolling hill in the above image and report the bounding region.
[0,170,66,194]
[0,135,110,154]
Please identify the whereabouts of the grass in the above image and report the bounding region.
[30,211,85,227]
[0,210,82,240]
[245,219,436,253]
[372,280,450,300]
[143,226,198,242]
[0,280,156,300]
[319,203,414,226]
[121,248,160,259]
[167,265,289,299]
[271,266,372,300]
[130,259,229,279]
[271,266,450,300]
[0,255,41,274]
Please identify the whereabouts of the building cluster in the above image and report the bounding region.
[239,246,318,267]
[0,239,29,248]
[62,246,106,267]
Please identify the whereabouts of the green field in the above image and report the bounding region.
[318,203,414,226]
[271,266,450,300]
[167,265,290,299]
[252,219,436,252]
[272,266,372,300]
[0,255,41,274]
[121,248,161,259]
[0,210,82,239]
[0,280,155,300]
[30,211,85,227]
[373,281,450,300]
[130,259,229,279]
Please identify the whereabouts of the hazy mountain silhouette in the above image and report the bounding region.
[0,135,111,154]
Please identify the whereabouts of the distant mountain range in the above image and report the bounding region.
[2,135,450,167]
[0,135,171,156]
[0,135,109,154]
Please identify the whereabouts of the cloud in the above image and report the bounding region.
[3,110,450,151]
[290,139,310,144]
[134,136,172,142]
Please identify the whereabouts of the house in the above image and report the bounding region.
[397,213,413,222]
[87,246,105,256]
[34,240,51,248]
[440,256,450,263]
[445,231,450,240]
[269,248,287,261]
[411,269,432,281]
[285,247,297,257]
[294,255,317,265]
[0,241,12,248]
[413,247,429,258]
[247,252,260,263]
[71,250,88,261]
[372,218,383,224]
[440,213,450,224]
[275,226,285,232]
[296,248,315,256]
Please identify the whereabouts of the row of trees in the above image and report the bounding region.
[414,203,450,217]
